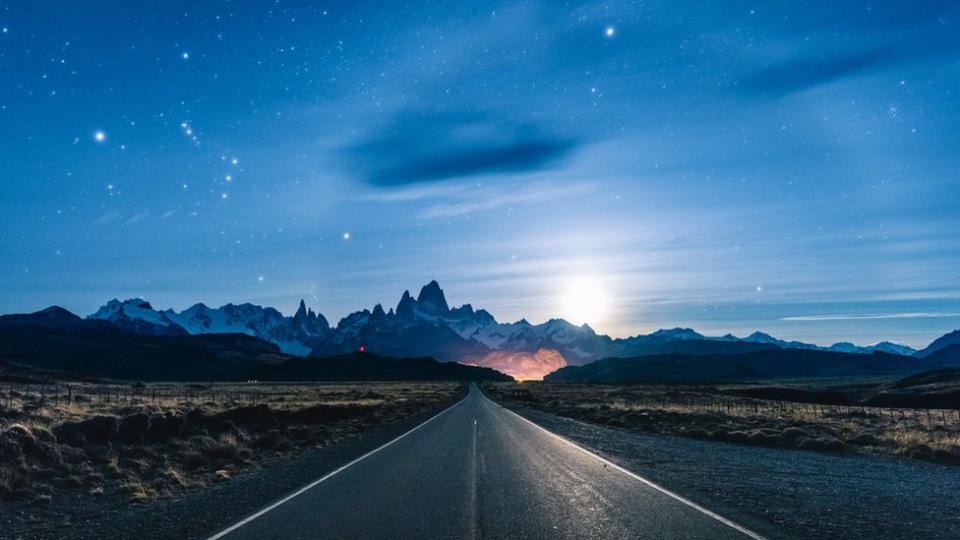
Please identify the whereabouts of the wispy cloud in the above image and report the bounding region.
[782,312,960,321]
[123,211,149,225]
[419,181,594,219]
[742,34,959,97]
[95,210,122,225]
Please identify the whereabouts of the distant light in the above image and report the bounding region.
[182,52,190,59]
[358,345,366,353]
[94,131,106,142]
[756,286,763,292]
[2,27,8,34]
[258,275,264,282]
[604,26,615,38]
[221,192,228,199]
[343,232,350,240]
[231,158,238,165]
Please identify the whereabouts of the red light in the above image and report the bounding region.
[358,345,366,353]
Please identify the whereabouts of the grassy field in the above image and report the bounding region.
[484,381,960,464]
[0,381,462,505]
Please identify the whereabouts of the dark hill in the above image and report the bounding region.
[861,367,960,409]
[922,343,960,365]
[630,339,779,356]
[0,308,512,382]
[544,348,950,384]
[270,352,512,382]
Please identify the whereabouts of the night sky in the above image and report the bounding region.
[2,1,959,347]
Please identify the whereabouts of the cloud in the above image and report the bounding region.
[95,210,122,225]
[743,48,892,96]
[419,181,594,219]
[348,109,577,186]
[743,36,959,97]
[782,312,960,321]
[123,211,149,225]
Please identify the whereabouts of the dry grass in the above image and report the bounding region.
[485,382,960,464]
[0,382,461,504]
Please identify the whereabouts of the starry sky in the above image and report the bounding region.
[2,1,959,348]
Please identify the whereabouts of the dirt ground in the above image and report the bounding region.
[483,381,960,464]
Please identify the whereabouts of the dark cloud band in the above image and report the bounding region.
[349,110,577,186]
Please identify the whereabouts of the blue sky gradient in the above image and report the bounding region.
[1,1,958,347]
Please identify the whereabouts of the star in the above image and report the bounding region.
[94,131,106,142]
[182,52,190,60]
[343,232,351,240]
[604,26,615,38]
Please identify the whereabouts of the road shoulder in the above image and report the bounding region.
[491,397,960,540]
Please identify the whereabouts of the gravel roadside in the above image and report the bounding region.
[499,401,960,539]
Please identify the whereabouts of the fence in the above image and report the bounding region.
[0,382,344,410]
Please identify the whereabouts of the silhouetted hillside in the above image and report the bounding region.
[0,315,511,382]
[271,352,512,382]
[544,348,956,384]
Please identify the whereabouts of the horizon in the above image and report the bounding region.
[8,278,953,350]
[3,1,959,349]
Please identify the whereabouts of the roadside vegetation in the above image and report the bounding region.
[0,381,461,507]
[484,380,960,464]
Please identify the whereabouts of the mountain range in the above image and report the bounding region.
[0,306,509,382]
[4,280,956,381]
[84,280,922,365]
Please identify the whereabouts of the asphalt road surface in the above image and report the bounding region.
[208,384,764,540]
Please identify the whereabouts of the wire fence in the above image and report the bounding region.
[0,382,379,410]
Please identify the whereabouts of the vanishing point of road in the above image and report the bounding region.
[207,384,764,540]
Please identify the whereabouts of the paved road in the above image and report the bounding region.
[208,384,762,540]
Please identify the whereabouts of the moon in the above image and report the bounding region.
[560,276,611,326]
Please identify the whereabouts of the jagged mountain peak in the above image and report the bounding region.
[79,282,931,370]
[417,280,449,313]
[396,290,416,317]
[294,299,308,318]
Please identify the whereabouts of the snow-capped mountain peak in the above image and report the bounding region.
[90,298,186,336]
[83,281,929,367]
[91,298,329,355]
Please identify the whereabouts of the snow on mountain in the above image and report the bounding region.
[90,299,187,336]
[828,341,914,355]
[86,281,929,366]
[90,298,329,355]
[741,331,819,350]
[865,341,916,356]
[827,342,860,354]
[645,327,705,342]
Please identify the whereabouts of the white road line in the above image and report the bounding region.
[497,403,767,540]
[205,394,468,540]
